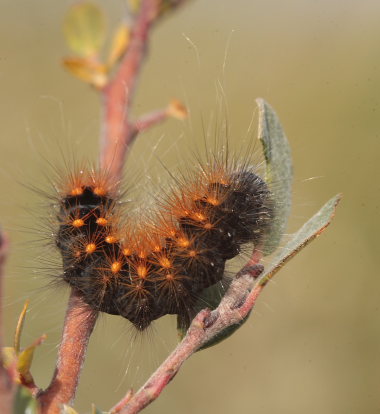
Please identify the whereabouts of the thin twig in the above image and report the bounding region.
[133,108,171,134]
[37,291,98,414]
[117,309,211,414]
[0,232,15,414]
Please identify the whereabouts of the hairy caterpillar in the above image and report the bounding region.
[52,154,274,331]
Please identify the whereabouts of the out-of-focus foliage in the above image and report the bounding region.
[62,2,130,87]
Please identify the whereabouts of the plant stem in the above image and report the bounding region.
[0,232,15,414]
[37,290,98,414]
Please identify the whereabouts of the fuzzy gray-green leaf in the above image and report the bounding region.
[256,98,293,255]
[259,194,342,286]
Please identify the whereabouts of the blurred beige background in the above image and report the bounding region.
[0,0,379,413]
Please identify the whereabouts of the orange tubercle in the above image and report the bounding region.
[206,196,220,206]
[85,243,97,254]
[70,187,84,196]
[177,237,190,248]
[105,235,118,244]
[159,257,172,269]
[96,217,108,226]
[72,218,85,227]
[93,186,106,196]
[111,261,122,274]
[122,247,132,256]
[137,265,148,279]
[192,212,206,222]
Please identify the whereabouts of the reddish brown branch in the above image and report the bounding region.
[0,232,15,414]
[114,250,264,414]
[115,309,211,414]
[100,0,160,182]
[37,290,98,414]
[133,108,170,133]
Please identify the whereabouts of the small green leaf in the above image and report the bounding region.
[199,312,251,351]
[17,335,46,386]
[107,24,130,68]
[13,386,38,414]
[256,98,293,255]
[259,194,342,286]
[63,2,106,57]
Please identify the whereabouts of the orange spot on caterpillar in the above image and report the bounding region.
[137,250,147,259]
[206,196,220,206]
[70,187,84,196]
[192,212,206,221]
[153,244,162,252]
[177,237,190,248]
[122,247,132,256]
[93,186,106,196]
[189,250,197,258]
[85,243,97,254]
[137,265,148,279]
[111,261,122,274]
[159,257,172,269]
[105,235,118,244]
[204,222,213,230]
[72,218,85,228]
[96,217,108,226]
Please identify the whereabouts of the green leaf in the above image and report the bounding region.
[63,2,106,57]
[196,194,341,350]
[199,311,251,351]
[17,335,46,386]
[256,98,293,255]
[13,386,38,414]
[107,24,130,68]
[259,194,342,286]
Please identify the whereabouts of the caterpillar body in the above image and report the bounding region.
[54,159,274,331]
